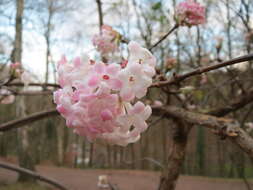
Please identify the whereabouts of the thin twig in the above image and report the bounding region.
[5,82,60,88]
[208,89,253,117]
[0,76,14,87]
[96,0,103,31]
[149,24,179,51]
[1,89,53,96]
[152,53,253,87]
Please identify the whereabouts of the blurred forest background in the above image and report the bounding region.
[0,0,253,189]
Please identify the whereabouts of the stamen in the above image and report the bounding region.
[103,75,110,80]
[121,60,128,68]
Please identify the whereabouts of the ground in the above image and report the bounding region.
[0,164,252,190]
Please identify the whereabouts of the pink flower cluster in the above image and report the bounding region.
[92,25,119,55]
[176,0,205,27]
[54,41,156,146]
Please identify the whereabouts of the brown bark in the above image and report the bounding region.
[95,0,103,31]
[107,145,112,168]
[81,139,86,168]
[57,123,64,165]
[153,104,253,189]
[153,106,253,159]
[88,143,94,167]
[158,120,190,190]
[130,143,135,169]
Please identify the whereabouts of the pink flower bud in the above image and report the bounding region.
[176,0,206,27]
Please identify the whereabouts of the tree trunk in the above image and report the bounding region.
[12,0,23,64]
[12,0,36,182]
[88,143,94,167]
[45,8,52,84]
[158,120,191,190]
[106,145,111,168]
[57,124,64,165]
[196,127,205,175]
[81,140,86,168]
[130,143,135,169]
[16,96,35,182]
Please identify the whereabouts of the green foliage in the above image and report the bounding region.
[193,90,204,101]
[151,2,162,10]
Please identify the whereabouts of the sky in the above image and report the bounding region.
[0,0,252,83]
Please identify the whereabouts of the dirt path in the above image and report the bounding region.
[0,165,252,190]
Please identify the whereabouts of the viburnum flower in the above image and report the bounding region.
[73,92,122,141]
[54,41,156,146]
[87,61,122,91]
[92,25,119,55]
[118,42,156,101]
[118,63,153,101]
[176,0,205,27]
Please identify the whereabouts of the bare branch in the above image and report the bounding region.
[0,161,68,190]
[152,105,253,159]
[0,76,14,88]
[5,82,60,88]
[149,24,179,51]
[0,109,59,132]
[1,89,53,96]
[208,89,253,117]
[152,53,253,87]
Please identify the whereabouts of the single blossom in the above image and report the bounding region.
[176,0,205,26]
[118,63,153,101]
[87,61,122,91]
[118,41,156,101]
